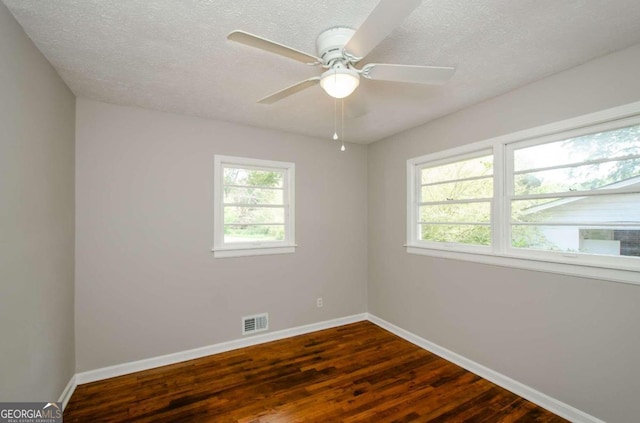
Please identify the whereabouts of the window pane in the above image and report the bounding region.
[421,177,493,202]
[511,225,565,251]
[420,202,491,223]
[511,198,562,223]
[421,154,493,185]
[416,152,494,248]
[224,167,284,188]
[420,224,491,245]
[224,225,285,243]
[224,187,283,205]
[514,124,640,172]
[224,206,285,225]
[512,193,640,224]
[514,158,640,195]
[512,225,640,257]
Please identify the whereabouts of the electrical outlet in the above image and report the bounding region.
[317,297,323,308]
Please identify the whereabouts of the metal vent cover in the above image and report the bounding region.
[242,313,268,335]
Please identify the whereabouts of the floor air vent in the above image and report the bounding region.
[243,313,268,335]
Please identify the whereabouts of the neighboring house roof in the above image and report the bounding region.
[522,175,640,215]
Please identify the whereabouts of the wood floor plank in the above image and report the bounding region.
[64,321,567,422]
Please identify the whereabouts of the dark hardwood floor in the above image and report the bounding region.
[64,321,566,422]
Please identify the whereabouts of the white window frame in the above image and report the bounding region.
[407,101,640,286]
[213,155,295,258]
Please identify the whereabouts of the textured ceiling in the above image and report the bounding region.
[4,0,640,143]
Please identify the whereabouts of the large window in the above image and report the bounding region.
[213,155,295,258]
[407,104,640,284]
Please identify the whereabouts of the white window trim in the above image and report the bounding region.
[406,101,640,286]
[213,155,296,258]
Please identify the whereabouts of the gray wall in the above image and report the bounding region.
[368,43,640,423]
[0,2,75,401]
[75,99,368,372]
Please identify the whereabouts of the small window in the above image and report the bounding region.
[213,155,295,258]
[409,149,494,252]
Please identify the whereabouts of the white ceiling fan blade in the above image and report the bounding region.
[228,30,321,64]
[362,63,455,85]
[257,77,321,104]
[344,0,422,60]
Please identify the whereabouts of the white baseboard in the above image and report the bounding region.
[75,313,367,385]
[58,374,77,410]
[366,313,605,423]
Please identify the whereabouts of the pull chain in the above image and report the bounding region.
[341,98,346,151]
[333,96,338,140]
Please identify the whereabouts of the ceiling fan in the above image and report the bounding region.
[227,0,455,104]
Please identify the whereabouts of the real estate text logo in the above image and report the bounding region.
[0,403,62,423]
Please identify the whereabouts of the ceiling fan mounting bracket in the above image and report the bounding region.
[342,49,362,64]
[360,64,374,79]
[316,27,357,66]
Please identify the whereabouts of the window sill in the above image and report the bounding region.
[212,245,296,258]
[405,245,639,286]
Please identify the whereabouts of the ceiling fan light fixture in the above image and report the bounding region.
[320,67,360,99]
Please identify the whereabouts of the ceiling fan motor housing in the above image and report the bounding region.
[316,27,356,66]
